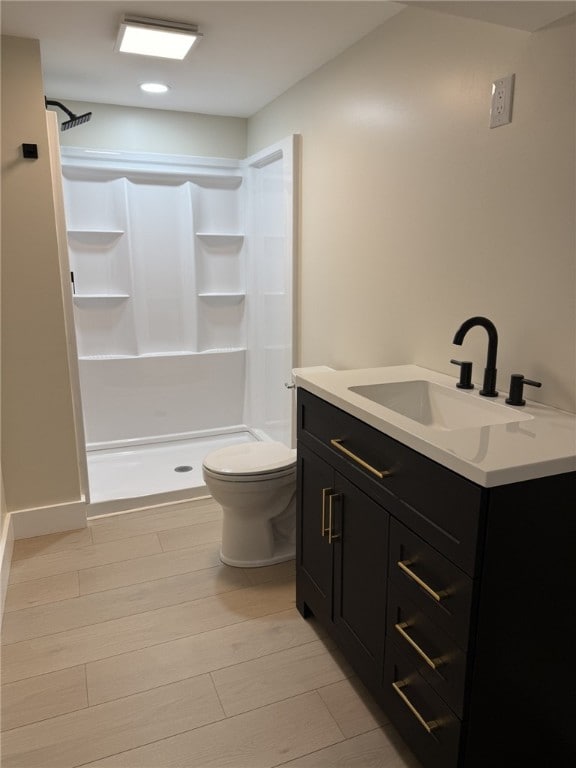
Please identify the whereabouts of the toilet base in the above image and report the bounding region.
[220,540,295,568]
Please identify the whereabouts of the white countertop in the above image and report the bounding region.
[293,365,576,487]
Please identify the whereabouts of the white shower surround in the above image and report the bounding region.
[78,351,248,447]
[61,140,296,501]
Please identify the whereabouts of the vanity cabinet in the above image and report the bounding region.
[296,388,576,768]
[297,443,334,625]
[297,442,388,688]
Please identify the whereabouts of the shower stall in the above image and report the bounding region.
[60,138,297,515]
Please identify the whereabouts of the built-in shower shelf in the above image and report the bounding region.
[79,354,137,360]
[78,349,247,360]
[197,292,246,299]
[73,293,130,299]
[192,175,243,189]
[199,347,247,353]
[67,229,125,243]
[196,233,244,242]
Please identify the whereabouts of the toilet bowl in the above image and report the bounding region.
[202,441,297,567]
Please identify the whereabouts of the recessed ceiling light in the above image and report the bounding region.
[116,15,201,60]
[140,83,170,94]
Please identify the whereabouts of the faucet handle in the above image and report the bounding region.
[450,359,474,390]
[505,374,542,406]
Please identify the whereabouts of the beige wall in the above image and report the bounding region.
[248,8,576,413]
[1,470,6,532]
[1,36,82,511]
[1,109,4,530]
[54,100,247,158]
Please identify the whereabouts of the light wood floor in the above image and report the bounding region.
[1,497,421,768]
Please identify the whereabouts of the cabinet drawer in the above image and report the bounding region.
[389,518,473,648]
[387,581,467,718]
[298,389,482,575]
[382,639,461,768]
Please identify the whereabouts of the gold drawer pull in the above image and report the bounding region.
[321,488,332,537]
[328,493,340,544]
[330,439,392,479]
[395,622,440,670]
[392,680,439,734]
[397,560,446,603]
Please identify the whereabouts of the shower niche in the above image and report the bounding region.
[61,140,295,456]
[193,181,246,353]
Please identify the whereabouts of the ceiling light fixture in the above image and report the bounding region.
[140,82,170,93]
[116,14,201,60]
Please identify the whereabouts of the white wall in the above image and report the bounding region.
[248,8,576,413]
[53,100,247,158]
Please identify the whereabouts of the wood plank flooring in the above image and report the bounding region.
[1,497,421,767]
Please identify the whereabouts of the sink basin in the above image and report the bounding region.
[349,380,533,431]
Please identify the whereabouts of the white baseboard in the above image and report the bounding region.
[10,499,87,540]
[0,513,15,622]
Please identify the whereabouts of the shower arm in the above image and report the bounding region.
[45,98,92,131]
[45,99,76,120]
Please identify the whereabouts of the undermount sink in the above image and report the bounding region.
[349,380,533,431]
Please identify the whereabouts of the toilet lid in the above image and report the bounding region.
[203,441,296,476]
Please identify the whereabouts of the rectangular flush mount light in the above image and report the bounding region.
[116,14,201,60]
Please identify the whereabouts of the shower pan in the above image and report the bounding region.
[60,138,297,515]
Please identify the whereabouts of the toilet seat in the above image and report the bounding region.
[203,464,295,483]
[202,441,296,479]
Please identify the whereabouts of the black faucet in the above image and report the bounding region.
[452,316,499,397]
[505,374,542,406]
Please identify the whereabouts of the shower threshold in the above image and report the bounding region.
[85,430,257,517]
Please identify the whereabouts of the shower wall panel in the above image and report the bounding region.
[64,176,137,357]
[79,351,246,446]
[62,154,246,362]
[193,177,243,235]
[244,144,294,446]
[126,181,196,354]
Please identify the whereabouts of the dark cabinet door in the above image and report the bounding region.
[333,472,389,689]
[296,443,335,624]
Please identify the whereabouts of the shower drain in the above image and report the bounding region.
[174,465,193,473]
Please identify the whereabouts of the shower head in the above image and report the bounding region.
[61,111,92,131]
[45,99,92,131]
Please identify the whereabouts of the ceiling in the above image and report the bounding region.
[1,1,574,118]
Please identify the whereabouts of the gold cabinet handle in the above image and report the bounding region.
[397,560,446,602]
[392,680,439,734]
[328,493,341,544]
[321,488,332,537]
[394,622,440,670]
[330,439,392,479]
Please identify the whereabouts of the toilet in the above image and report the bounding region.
[202,441,297,567]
